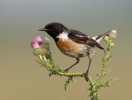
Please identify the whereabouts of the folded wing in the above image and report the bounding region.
[68,29,104,50]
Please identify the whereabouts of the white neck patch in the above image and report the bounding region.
[57,31,69,41]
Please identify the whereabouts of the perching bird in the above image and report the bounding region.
[39,22,114,81]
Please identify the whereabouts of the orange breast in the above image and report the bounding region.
[56,38,87,58]
[56,38,76,54]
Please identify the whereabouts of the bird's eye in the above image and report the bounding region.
[53,27,57,30]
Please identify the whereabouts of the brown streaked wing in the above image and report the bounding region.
[68,29,88,43]
[86,38,104,49]
[68,29,104,50]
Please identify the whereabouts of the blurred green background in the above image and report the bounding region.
[1,0,132,100]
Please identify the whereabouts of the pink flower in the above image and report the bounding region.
[30,36,44,49]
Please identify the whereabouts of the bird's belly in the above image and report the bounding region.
[56,38,93,58]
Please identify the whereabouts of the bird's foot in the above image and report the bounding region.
[58,68,69,73]
[83,72,89,82]
[63,69,69,73]
[58,69,63,72]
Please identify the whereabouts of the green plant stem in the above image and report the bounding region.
[34,35,116,100]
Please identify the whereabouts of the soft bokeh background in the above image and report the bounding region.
[1,0,132,100]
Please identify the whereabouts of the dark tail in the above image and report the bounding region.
[92,30,116,43]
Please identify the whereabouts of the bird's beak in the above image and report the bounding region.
[38,28,47,31]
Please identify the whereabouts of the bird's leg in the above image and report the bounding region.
[83,55,92,82]
[63,58,80,72]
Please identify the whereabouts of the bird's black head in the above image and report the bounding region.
[39,22,68,42]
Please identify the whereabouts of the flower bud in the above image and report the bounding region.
[31,36,47,56]
[44,37,50,45]
[30,41,40,49]
[30,36,44,49]
[110,43,114,48]
[103,36,110,43]
[109,30,117,40]
[33,48,46,56]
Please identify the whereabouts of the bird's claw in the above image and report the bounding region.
[83,72,89,82]
[58,69,69,73]
[63,69,69,73]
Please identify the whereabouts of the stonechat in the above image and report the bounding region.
[39,22,115,81]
